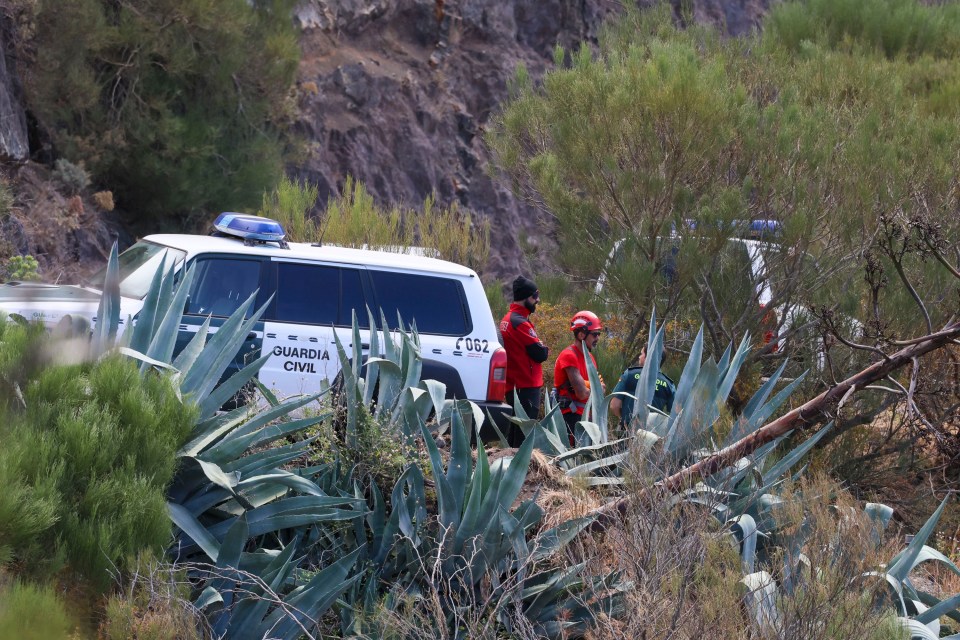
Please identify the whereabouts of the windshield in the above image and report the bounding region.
[85,241,187,299]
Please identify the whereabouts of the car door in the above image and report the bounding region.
[259,260,372,400]
[175,255,269,381]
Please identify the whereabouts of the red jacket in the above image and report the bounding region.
[554,343,596,415]
[499,303,548,390]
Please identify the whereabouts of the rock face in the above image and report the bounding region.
[292,0,774,277]
[0,15,28,161]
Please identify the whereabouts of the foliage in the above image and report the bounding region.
[768,0,960,59]
[16,0,300,225]
[488,0,960,379]
[51,158,90,195]
[0,345,196,588]
[100,553,204,640]
[260,175,492,272]
[0,576,73,640]
[4,254,40,281]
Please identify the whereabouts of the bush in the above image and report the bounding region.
[768,0,960,59]
[4,254,40,281]
[0,577,72,640]
[261,175,492,272]
[100,554,203,640]
[16,0,300,224]
[51,158,90,195]
[0,326,196,589]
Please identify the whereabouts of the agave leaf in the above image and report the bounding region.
[168,502,221,562]
[741,360,788,420]
[899,617,940,640]
[143,265,197,364]
[262,546,364,639]
[194,586,223,611]
[363,307,381,406]
[578,420,603,446]
[740,570,780,632]
[532,516,595,562]
[761,422,835,487]
[229,541,299,639]
[866,502,895,547]
[664,358,720,457]
[730,514,759,574]
[172,315,211,373]
[564,452,629,478]
[198,352,272,419]
[420,417,460,530]
[456,436,491,549]
[201,393,322,462]
[179,403,257,457]
[190,300,269,405]
[445,407,472,517]
[889,495,951,583]
[113,346,179,372]
[92,242,121,354]
[915,592,960,625]
[128,256,169,356]
[553,437,631,464]
[236,471,328,497]
[726,373,808,446]
[671,325,704,418]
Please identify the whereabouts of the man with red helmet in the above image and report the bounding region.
[499,276,549,445]
[554,310,605,445]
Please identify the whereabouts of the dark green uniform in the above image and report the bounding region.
[612,366,676,419]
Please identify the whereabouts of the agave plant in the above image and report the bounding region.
[87,245,371,638]
[87,245,632,638]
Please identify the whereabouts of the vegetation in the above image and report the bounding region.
[2,0,960,638]
[260,175,491,272]
[488,0,960,378]
[10,0,300,226]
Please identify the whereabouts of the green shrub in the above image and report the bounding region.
[768,0,960,59]
[17,0,300,224]
[261,175,492,272]
[4,254,40,281]
[0,578,72,640]
[51,158,90,195]
[0,333,196,588]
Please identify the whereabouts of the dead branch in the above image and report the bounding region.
[589,319,960,529]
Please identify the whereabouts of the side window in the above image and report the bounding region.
[369,271,469,335]
[340,267,370,328]
[185,258,262,318]
[274,263,339,325]
[271,263,370,328]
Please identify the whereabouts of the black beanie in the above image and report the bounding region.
[512,276,539,301]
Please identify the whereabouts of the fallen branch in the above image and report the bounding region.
[590,320,960,528]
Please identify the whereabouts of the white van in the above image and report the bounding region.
[0,214,511,425]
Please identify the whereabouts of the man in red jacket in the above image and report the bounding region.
[500,276,549,444]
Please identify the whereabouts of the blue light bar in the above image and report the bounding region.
[213,212,286,243]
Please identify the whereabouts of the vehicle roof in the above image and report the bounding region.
[143,234,477,278]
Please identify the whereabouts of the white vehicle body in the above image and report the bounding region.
[0,232,510,424]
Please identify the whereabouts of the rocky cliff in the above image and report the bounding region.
[0,0,774,281]
[291,0,774,277]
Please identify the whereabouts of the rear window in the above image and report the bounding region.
[369,271,470,335]
[271,263,370,328]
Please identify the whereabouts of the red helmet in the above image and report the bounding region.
[570,310,603,333]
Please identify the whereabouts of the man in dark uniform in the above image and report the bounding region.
[610,347,676,428]
[499,276,549,444]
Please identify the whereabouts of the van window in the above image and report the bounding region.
[369,271,469,335]
[272,263,370,328]
[186,258,262,318]
[85,240,186,299]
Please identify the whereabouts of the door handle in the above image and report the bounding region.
[349,343,370,349]
[247,332,259,340]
